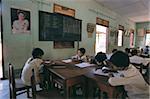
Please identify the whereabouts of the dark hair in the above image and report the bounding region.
[125,48,130,53]
[78,48,86,55]
[146,46,149,48]
[131,49,137,56]
[95,52,107,63]
[32,48,44,59]
[112,49,117,53]
[109,51,129,67]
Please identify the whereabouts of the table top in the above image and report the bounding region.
[46,60,97,80]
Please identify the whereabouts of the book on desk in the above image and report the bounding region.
[48,64,67,69]
[94,69,122,77]
[75,62,95,68]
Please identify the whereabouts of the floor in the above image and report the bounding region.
[0,80,64,99]
[0,79,85,99]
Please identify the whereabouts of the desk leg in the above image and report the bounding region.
[87,80,95,99]
[64,80,70,99]
[107,88,115,99]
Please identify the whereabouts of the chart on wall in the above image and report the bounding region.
[39,11,82,41]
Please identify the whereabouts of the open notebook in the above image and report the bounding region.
[75,62,95,68]
[62,59,72,63]
[94,69,122,77]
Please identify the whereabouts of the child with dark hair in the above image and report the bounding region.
[72,48,87,62]
[124,48,131,56]
[130,49,146,65]
[94,52,107,66]
[143,46,149,54]
[107,51,149,99]
[21,48,44,86]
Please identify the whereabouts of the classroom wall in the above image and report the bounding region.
[2,0,135,76]
[135,22,150,48]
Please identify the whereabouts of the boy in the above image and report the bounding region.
[21,48,44,86]
[107,51,149,99]
[72,48,87,62]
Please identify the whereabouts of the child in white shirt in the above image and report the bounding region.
[72,48,87,62]
[130,49,146,65]
[107,51,149,99]
[21,48,44,86]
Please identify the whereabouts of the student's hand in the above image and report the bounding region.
[108,73,114,77]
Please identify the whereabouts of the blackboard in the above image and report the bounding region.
[39,11,82,41]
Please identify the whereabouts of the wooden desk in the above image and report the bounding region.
[84,70,125,99]
[46,61,124,99]
[46,61,96,99]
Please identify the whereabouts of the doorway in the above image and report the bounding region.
[145,33,150,46]
[95,25,108,54]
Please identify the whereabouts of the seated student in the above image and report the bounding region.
[143,46,149,55]
[107,51,149,99]
[21,48,44,86]
[124,48,131,56]
[129,49,145,65]
[107,49,117,59]
[94,52,107,66]
[72,48,87,62]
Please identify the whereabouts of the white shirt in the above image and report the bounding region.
[72,54,87,62]
[107,53,113,59]
[108,65,149,99]
[130,55,145,65]
[21,57,43,86]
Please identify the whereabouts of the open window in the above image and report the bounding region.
[95,25,107,54]
[95,17,109,54]
[118,30,123,46]
[145,30,150,46]
[117,25,124,47]
[130,29,134,48]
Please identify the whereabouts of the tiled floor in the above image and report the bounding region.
[0,80,63,99]
[0,80,33,99]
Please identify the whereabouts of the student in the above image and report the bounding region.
[94,52,107,66]
[72,48,87,62]
[107,49,117,59]
[21,48,44,86]
[124,48,131,56]
[143,46,149,54]
[107,51,149,99]
[129,49,146,65]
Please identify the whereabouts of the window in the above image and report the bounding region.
[95,25,107,54]
[130,32,134,47]
[118,30,123,46]
[145,34,150,46]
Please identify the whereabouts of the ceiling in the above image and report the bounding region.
[95,0,150,22]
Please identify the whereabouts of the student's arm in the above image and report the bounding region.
[108,76,134,86]
[34,59,43,83]
[81,55,88,62]
[108,65,139,86]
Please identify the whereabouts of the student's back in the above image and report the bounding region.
[21,57,43,86]
[130,49,145,64]
[21,48,44,86]
[107,51,149,99]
